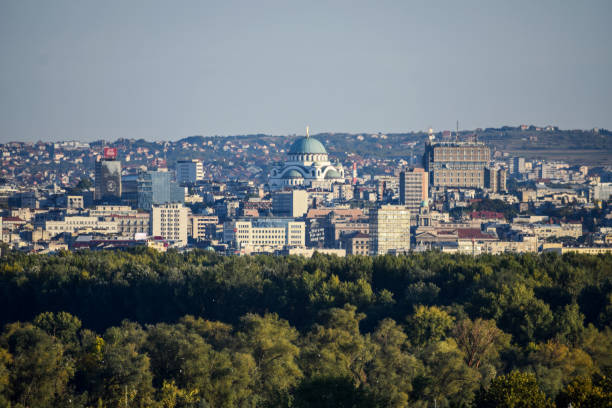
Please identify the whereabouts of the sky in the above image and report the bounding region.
[0,1,611,143]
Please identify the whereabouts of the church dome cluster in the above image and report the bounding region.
[269,131,344,190]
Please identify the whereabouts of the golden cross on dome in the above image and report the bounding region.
[306,125,310,139]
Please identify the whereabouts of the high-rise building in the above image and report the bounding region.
[176,160,204,184]
[423,141,490,189]
[272,190,309,218]
[399,168,429,209]
[137,170,185,210]
[95,150,122,203]
[150,203,189,247]
[369,205,411,255]
[484,168,507,193]
[509,157,525,175]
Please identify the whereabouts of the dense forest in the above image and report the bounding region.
[0,248,611,407]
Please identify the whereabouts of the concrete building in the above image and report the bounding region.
[272,190,309,218]
[369,205,411,255]
[484,168,507,193]
[151,203,189,247]
[223,218,305,252]
[95,159,122,203]
[103,213,150,237]
[190,214,219,240]
[45,216,119,235]
[591,182,612,202]
[340,232,371,255]
[423,141,490,189]
[176,160,204,184]
[399,168,428,209]
[509,157,526,175]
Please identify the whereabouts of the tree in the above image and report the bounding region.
[236,313,302,405]
[452,318,510,369]
[556,375,612,408]
[1,323,74,408]
[293,376,385,408]
[0,347,11,406]
[527,340,595,397]
[300,304,373,386]
[366,318,420,408]
[474,371,554,408]
[405,305,454,347]
[413,339,481,407]
[33,311,82,347]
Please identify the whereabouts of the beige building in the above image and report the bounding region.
[399,168,429,209]
[151,203,189,247]
[424,141,490,189]
[341,232,371,255]
[45,216,119,235]
[272,190,309,218]
[223,218,305,252]
[369,205,411,255]
[190,214,219,240]
[89,205,135,217]
[103,213,150,237]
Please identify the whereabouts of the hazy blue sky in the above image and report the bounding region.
[1,1,611,142]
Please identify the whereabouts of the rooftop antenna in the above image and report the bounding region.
[456,120,459,141]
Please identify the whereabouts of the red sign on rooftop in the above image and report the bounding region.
[103,147,117,160]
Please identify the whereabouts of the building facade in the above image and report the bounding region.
[269,133,344,190]
[223,218,305,252]
[176,160,204,184]
[399,168,429,209]
[150,203,189,247]
[272,190,309,218]
[138,170,185,210]
[94,159,122,202]
[423,141,490,189]
[369,205,411,255]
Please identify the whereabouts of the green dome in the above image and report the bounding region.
[283,169,304,179]
[325,169,342,179]
[289,137,327,154]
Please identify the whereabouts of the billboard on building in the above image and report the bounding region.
[103,147,118,160]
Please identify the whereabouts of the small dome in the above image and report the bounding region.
[283,169,304,179]
[325,169,342,179]
[289,137,327,154]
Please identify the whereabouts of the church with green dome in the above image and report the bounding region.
[269,130,345,190]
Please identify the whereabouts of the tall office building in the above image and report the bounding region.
[399,168,429,209]
[484,168,507,193]
[423,141,490,189]
[151,203,189,247]
[176,160,204,184]
[95,148,122,203]
[369,205,411,255]
[272,190,309,218]
[137,170,185,210]
[509,157,525,175]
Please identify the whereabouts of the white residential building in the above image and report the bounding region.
[45,216,119,235]
[151,203,189,247]
[223,218,305,252]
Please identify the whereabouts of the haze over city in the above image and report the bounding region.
[1,0,611,143]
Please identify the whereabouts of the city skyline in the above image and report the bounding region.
[1,1,611,143]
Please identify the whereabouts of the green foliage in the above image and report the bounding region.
[474,370,554,408]
[556,375,612,408]
[0,250,611,406]
[406,305,454,347]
